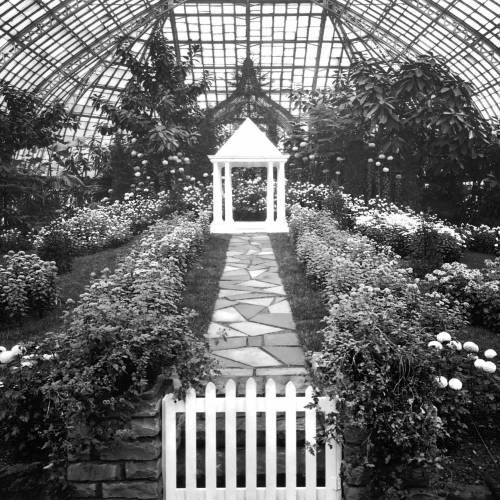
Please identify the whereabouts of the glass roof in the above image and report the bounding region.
[0,0,498,143]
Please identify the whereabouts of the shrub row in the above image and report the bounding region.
[422,260,500,334]
[330,195,467,267]
[0,211,214,496]
[0,251,58,321]
[289,205,500,496]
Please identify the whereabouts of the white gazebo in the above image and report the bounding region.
[209,118,289,234]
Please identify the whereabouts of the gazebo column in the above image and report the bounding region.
[266,162,274,223]
[276,161,286,223]
[224,162,233,223]
[212,162,223,224]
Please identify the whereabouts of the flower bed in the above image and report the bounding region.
[0,211,214,497]
[422,259,500,334]
[0,251,58,322]
[289,205,500,496]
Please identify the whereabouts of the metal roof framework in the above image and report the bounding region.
[0,0,498,144]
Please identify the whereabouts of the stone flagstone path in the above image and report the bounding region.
[207,234,306,378]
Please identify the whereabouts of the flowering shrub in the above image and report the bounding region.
[286,181,334,210]
[290,205,500,494]
[0,228,34,253]
[459,223,500,255]
[422,260,500,334]
[348,197,466,264]
[0,212,214,495]
[0,251,58,321]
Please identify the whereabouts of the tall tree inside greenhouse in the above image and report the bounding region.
[290,55,500,217]
[93,29,212,198]
[0,81,78,228]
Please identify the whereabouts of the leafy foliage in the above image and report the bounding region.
[0,81,78,163]
[0,251,58,321]
[289,205,499,496]
[0,212,214,498]
[289,55,500,213]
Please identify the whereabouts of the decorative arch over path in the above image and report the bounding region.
[209,118,289,234]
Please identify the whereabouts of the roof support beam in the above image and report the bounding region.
[312,3,328,90]
[33,0,188,96]
[168,0,182,59]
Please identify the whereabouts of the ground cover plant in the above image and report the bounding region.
[0,211,214,499]
[289,205,500,498]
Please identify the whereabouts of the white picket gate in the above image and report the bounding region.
[162,377,342,500]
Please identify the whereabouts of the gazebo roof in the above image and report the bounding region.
[210,118,288,161]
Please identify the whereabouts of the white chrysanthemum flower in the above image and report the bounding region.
[448,378,462,390]
[435,376,448,388]
[474,358,486,369]
[484,349,497,359]
[436,331,451,343]
[448,340,462,351]
[463,341,479,353]
[483,361,497,373]
[428,340,443,350]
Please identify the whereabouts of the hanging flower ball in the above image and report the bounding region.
[382,167,390,173]
[300,141,308,148]
[170,169,175,174]
[130,184,136,189]
[483,361,497,373]
[395,173,403,180]
[336,156,344,162]
[295,153,301,159]
[322,169,329,174]
[424,183,430,189]
[177,178,183,182]
[138,181,144,187]
[133,166,140,172]
[131,150,137,157]
[368,142,376,148]
[131,138,137,144]
[435,376,448,388]
[141,160,148,166]
[367,158,374,163]
[428,340,443,350]
[484,349,497,359]
[292,146,299,152]
[107,189,113,194]
[335,170,341,176]
[146,176,151,180]
[474,358,486,370]
[137,153,144,159]
[203,172,209,178]
[168,155,174,161]
[378,154,386,160]
[134,172,141,177]
[162,159,169,166]
[375,161,381,167]
[448,378,463,390]
[190,176,196,181]
[178,167,184,173]
[387,155,394,161]
[183,157,191,164]
[309,154,315,160]
[302,156,309,162]
[436,331,451,343]
[177,152,183,158]
[463,341,479,353]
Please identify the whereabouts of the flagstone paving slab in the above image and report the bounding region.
[206,234,307,378]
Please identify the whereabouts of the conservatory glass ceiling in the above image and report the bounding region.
[0,0,499,142]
